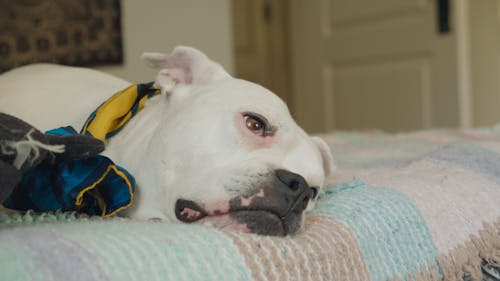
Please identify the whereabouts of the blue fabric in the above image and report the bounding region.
[4,155,135,217]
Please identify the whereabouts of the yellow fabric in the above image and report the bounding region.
[82,84,139,141]
[80,83,160,141]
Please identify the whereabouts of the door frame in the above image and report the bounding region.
[231,0,293,109]
[288,0,329,133]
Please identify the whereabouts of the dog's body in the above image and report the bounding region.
[0,47,334,235]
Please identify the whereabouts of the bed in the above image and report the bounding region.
[1,127,499,281]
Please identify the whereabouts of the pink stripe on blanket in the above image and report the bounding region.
[340,160,500,254]
[224,215,370,281]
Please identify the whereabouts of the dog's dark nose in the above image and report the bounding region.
[275,169,315,212]
[275,169,306,192]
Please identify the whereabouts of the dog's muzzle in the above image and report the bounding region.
[175,169,318,236]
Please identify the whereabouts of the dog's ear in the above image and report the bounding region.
[142,46,231,93]
[311,136,336,181]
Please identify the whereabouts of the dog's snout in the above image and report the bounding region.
[228,170,317,236]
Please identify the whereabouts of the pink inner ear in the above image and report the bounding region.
[161,68,192,84]
[182,71,193,84]
[151,46,231,86]
[165,54,193,84]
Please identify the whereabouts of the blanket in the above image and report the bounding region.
[1,127,499,281]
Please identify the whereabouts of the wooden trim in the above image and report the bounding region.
[455,0,473,127]
[289,0,328,133]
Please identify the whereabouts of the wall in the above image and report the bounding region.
[95,0,234,83]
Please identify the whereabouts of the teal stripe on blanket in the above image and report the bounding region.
[0,214,252,281]
[312,181,439,281]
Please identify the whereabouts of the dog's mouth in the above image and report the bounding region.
[174,190,314,236]
[175,199,282,234]
[175,199,257,232]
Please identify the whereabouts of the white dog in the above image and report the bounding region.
[0,46,334,235]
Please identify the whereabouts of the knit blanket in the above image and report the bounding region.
[1,128,500,281]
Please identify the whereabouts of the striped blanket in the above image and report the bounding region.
[1,128,499,281]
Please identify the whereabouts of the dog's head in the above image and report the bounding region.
[120,46,334,236]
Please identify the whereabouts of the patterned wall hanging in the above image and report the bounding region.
[0,0,123,73]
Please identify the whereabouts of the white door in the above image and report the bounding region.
[290,0,464,133]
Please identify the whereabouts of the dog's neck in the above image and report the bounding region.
[101,94,171,219]
[102,94,166,175]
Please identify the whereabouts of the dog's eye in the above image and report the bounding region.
[245,114,266,133]
[244,114,270,136]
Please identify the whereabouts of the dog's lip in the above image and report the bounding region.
[175,199,209,223]
[197,209,285,234]
[196,212,253,233]
[175,198,285,225]
[228,207,281,219]
[175,199,297,235]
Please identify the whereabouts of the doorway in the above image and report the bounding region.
[231,0,293,110]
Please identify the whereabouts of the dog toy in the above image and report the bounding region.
[0,113,105,204]
[0,82,159,216]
